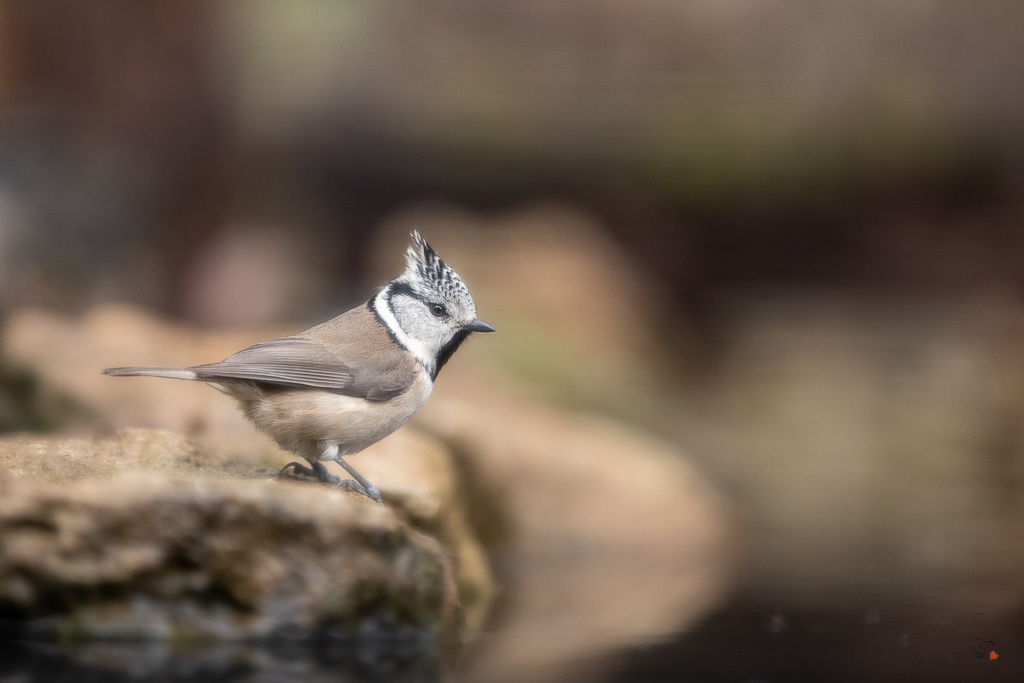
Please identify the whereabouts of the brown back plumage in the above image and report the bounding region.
[189,305,419,401]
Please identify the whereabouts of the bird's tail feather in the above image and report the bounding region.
[103,367,198,381]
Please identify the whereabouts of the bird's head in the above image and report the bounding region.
[378,231,494,377]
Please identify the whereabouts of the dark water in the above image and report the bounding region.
[611,599,1023,683]
[2,600,1022,682]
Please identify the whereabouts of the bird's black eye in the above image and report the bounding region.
[429,303,447,317]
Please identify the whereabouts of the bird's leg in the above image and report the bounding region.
[320,442,383,506]
[279,460,341,486]
[334,456,383,505]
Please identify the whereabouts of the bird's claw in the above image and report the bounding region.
[333,478,366,495]
[365,485,383,506]
[333,479,383,505]
[279,461,315,479]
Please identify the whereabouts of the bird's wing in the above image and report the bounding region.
[189,336,415,401]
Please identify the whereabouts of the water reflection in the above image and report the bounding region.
[5,596,1022,682]
[0,637,441,683]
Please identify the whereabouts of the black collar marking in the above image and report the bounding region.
[433,328,471,381]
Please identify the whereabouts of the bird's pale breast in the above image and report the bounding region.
[233,371,433,460]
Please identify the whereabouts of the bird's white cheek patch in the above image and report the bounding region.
[371,289,436,372]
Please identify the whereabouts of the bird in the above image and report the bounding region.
[104,231,494,505]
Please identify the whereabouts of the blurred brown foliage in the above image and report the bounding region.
[0,1,1022,319]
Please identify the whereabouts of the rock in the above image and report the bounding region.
[0,429,460,646]
[353,428,495,636]
[0,428,258,483]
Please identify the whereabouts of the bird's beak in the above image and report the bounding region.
[465,319,496,333]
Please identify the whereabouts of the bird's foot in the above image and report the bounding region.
[279,460,340,485]
[362,483,383,506]
[279,461,317,480]
[282,460,382,505]
[333,478,382,505]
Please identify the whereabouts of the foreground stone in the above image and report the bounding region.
[0,429,458,645]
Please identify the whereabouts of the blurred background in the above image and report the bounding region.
[2,1,1024,680]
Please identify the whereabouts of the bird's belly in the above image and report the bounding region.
[241,375,432,457]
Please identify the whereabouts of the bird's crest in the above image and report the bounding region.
[400,231,470,302]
